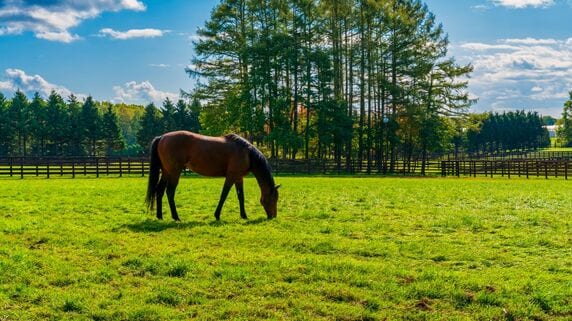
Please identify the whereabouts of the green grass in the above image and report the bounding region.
[0,176,571,320]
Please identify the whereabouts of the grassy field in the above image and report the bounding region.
[0,176,570,320]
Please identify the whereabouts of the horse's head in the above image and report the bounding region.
[261,184,280,219]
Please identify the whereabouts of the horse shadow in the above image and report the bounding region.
[122,216,270,233]
[121,219,205,233]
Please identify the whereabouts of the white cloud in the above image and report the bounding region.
[149,64,170,68]
[0,0,146,43]
[491,0,555,8]
[454,37,572,116]
[0,68,82,98]
[113,81,178,105]
[98,28,167,40]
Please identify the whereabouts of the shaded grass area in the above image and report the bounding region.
[0,176,571,320]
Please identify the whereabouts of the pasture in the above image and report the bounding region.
[0,176,570,320]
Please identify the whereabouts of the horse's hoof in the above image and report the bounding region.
[241,215,248,220]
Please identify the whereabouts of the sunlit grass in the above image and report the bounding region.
[0,176,570,320]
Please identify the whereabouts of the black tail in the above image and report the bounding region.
[145,136,162,211]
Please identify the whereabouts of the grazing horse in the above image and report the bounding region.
[145,131,280,221]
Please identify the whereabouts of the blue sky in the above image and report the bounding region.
[1,0,572,117]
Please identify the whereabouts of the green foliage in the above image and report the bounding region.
[0,92,142,157]
[189,0,473,165]
[466,111,550,154]
[0,176,570,320]
[557,91,572,147]
[81,96,102,156]
[102,105,126,155]
[137,103,163,153]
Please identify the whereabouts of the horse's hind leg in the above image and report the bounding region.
[156,176,168,220]
[235,178,247,219]
[214,178,233,221]
[166,173,181,221]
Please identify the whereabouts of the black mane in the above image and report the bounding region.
[225,134,275,188]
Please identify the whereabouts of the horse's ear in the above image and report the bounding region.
[275,184,281,190]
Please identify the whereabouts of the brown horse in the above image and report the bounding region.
[145,131,279,221]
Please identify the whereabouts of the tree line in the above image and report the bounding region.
[0,89,552,162]
[465,111,550,155]
[0,91,200,158]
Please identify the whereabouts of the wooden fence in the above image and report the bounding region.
[0,157,149,178]
[440,151,572,161]
[441,160,571,179]
[0,156,442,178]
[2,156,571,179]
[270,159,442,175]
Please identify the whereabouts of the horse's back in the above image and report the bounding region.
[158,131,249,178]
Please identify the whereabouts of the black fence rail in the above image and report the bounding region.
[0,156,443,178]
[0,157,149,178]
[439,151,572,161]
[270,159,442,175]
[3,157,571,179]
[441,160,571,179]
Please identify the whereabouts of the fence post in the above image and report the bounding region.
[544,161,548,179]
[565,161,568,180]
[72,160,75,179]
[141,159,145,177]
[119,158,123,177]
[9,157,13,177]
[441,161,445,177]
[507,161,510,179]
[20,157,24,179]
[46,158,50,179]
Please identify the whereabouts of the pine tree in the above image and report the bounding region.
[137,103,163,154]
[28,93,47,156]
[81,96,102,156]
[45,91,69,155]
[67,95,84,156]
[162,98,177,132]
[102,105,125,155]
[8,90,30,156]
[0,93,12,156]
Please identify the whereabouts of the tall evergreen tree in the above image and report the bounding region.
[8,90,30,156]
[137,103,163,154]
[28,92,48,156]
[162,98,178,132]
[102,105,125,155]
[45,91,69,155]
[81,96,102,156]
[0,93,12,156]
[67,94,84,156]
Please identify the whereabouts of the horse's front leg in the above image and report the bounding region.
[214,178,233,221]
[235,178,247,219]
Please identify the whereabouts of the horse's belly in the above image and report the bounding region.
[186,162,226,177]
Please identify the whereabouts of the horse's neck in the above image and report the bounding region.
[251,166,273,194]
